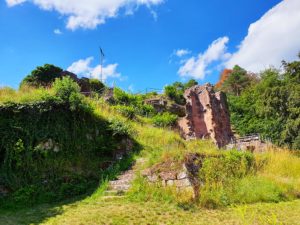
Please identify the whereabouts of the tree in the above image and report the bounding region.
[164,84,185,105]
[164,79,198,105]
[221,65,253,96]
[184,79,198,89]
[215,69,232,89]
[21,64,63,88]
[227,55,300,150]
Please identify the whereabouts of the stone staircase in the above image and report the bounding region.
[102,166,136,200]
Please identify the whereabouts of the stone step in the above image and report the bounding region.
[108,184,131,191]
[103,190,126,196]
[101,195,125,200]
[116,172,135,179]
[109,179,132,186]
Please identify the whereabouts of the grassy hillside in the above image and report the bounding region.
[0,78,135,208]
[0,77,299,224]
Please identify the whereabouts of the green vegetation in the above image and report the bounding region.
[0,63,299,224]
[218,56,300,149]
[88,78,105,94]
[20,64,106,96]
[152,112,178,127]
[0,77,135,208]
[219,65,256,96]
[1,198,299,225]
[112,87,155,118]
[164,79,198,105]
[21,64,63,88]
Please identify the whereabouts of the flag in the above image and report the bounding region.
[100,47,105,57]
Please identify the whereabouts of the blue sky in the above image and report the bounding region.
[1,0,300,92]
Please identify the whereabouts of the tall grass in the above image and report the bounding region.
[2,90,298,209]
[91,99,300,208]
[257,148,300,199]
[0,86,54,104]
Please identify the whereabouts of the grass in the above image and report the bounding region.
[1,197,300,225]
[1,90,300,224]
[255,148,300,199]
[0,86,54,104]
[90,99,300,209]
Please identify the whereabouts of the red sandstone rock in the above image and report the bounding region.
[178,83,233,148]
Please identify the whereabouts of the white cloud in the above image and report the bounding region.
[67,57,93,75]
[178,37,230,79]
[90,64,121,81]
[53,28,62,35]
[226,0,300,72]
[67,57,120,81]
[6,0,25,7]
[6,0,164,30]
[175,49,191,57]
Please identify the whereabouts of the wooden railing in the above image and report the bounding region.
[230,134,261,144]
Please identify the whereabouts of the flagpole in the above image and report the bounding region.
[100,47,103,83]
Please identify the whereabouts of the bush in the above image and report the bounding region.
[152,112,178,127]
[113,88,137,105]
[52,76,91,111]
[108,118,133,137]
[113,105,136,119]
[89,79,105,94]
[199,151,257,208]
[53,76,80,101]
[164,79,197,105]
[200,151,255,186]
[135,103,155,117]
[164,85,185,105]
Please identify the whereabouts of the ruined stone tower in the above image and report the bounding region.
[178,83,233,148]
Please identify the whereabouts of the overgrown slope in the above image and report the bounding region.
[0,77,135,207]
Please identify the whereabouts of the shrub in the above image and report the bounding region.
[113,105,136,119]
[113,88,137,105]
[135,103,155,117]
[52,76,92,111]
[108,118,133,137]
[164,85,185,105]
[163,79,197,105]
[200,151,255,186]
[152,112,178,127]
[199,151,257,208]
[53,76,80,101]
[89,79,105,94]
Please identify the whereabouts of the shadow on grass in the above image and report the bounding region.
[0,141,142,225]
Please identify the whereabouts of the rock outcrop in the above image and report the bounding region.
[178,83,233,148]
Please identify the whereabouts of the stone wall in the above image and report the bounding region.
[142,164,193,191]
[226,134,271,152]
[142,153,207,198]
[145,97,186,117]
[178,83,233,148]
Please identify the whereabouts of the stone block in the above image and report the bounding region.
[147,174,158,182]
[166,180,174,186]
[177,171,187,180]
[174,178,191,187]
[159,171,177,180]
